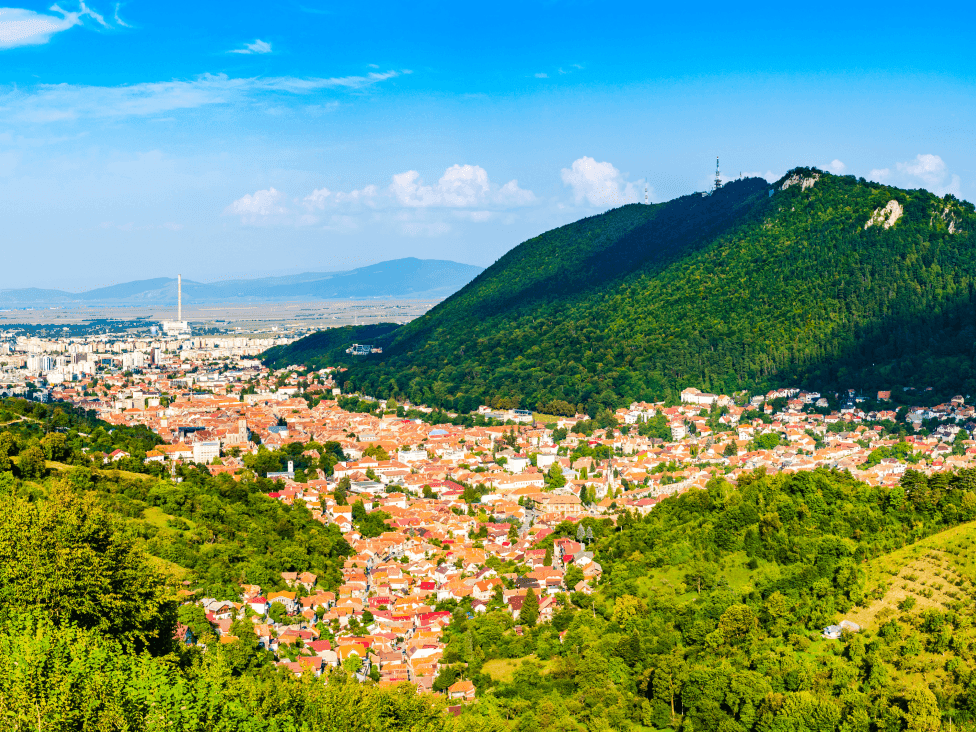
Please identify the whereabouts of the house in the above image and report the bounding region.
[267,591,298,615]
[823,619,861,640]
[447,679,476,701]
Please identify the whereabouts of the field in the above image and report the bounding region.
[848,521,976,629]
[482,655,555,682]
[532,413,562,425]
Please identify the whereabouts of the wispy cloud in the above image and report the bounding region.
[534,72,548,79]
[0,70,402,123]
[0,3,104,49]
[231,39,272,55]
[113,3,130,27]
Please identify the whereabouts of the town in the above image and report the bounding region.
[3,324,975,702]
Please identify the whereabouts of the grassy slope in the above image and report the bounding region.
[849,521,976,629]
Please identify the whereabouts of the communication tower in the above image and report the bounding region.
[644,181,649,205]
[714,157,722,193]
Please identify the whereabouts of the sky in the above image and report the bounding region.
[0,0,974,291]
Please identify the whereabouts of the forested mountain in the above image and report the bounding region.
[265,169,976,414]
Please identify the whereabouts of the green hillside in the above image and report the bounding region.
[265,168,976,414]
[445,468,976,732]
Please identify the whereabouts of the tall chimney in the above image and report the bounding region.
[178,274,182,322]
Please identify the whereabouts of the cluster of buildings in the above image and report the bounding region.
[9,325,976,697]
[0,330,293,396]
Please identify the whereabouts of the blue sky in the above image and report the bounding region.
[1,0,974,290]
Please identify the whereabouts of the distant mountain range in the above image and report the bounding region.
[0,258,483,306]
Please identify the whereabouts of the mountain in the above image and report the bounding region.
[0,258,482,306]
[263,168,976,413]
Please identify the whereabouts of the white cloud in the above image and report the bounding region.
[224,187,288,223]
[390,164,535,208]
[301,184,378,211]
[561,156,640,207]
[825,159,846,174]
[495,179,536,206]
[228,164,537,235]
[0,71,402,123]
[0,5,83,48]
[869,154,961,196]
[231,39,272,54]
[0,2,111,49]
[534,72,547,78]
[898,154,955,190]
[741,170,778,183]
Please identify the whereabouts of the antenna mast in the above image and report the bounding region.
[714,157,722,193]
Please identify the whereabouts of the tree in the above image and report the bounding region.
[564,565,583,590]
[546,462,567,489]
[508,523,519,543]
[18,444,46,479]
[41,432,69,462]
[0,432,17,456]
[335,476,350,506]
[0,483,175,654]
[904,687,940,732]
[268,601,288,624]
[343,654,363,675]
[520,587,539,627]
[717,604,757,645]
[432,664,461,692]
[362,444,390,461]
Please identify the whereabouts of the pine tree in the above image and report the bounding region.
[520,587,539,627]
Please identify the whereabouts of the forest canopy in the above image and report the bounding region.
[265,170,976,415]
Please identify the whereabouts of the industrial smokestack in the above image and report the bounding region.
[178,274,182,322]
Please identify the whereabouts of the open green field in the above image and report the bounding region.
[532,413,562,425]
[848,521,976,630]
[482,655,556,682]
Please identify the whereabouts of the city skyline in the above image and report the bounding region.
[1,0,973,290]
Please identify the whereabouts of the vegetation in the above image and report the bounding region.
[265,170,976,414]
[0,397,351,599]
[7,391,976,728]
[0,401,441,730]
[444,467,976,731]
